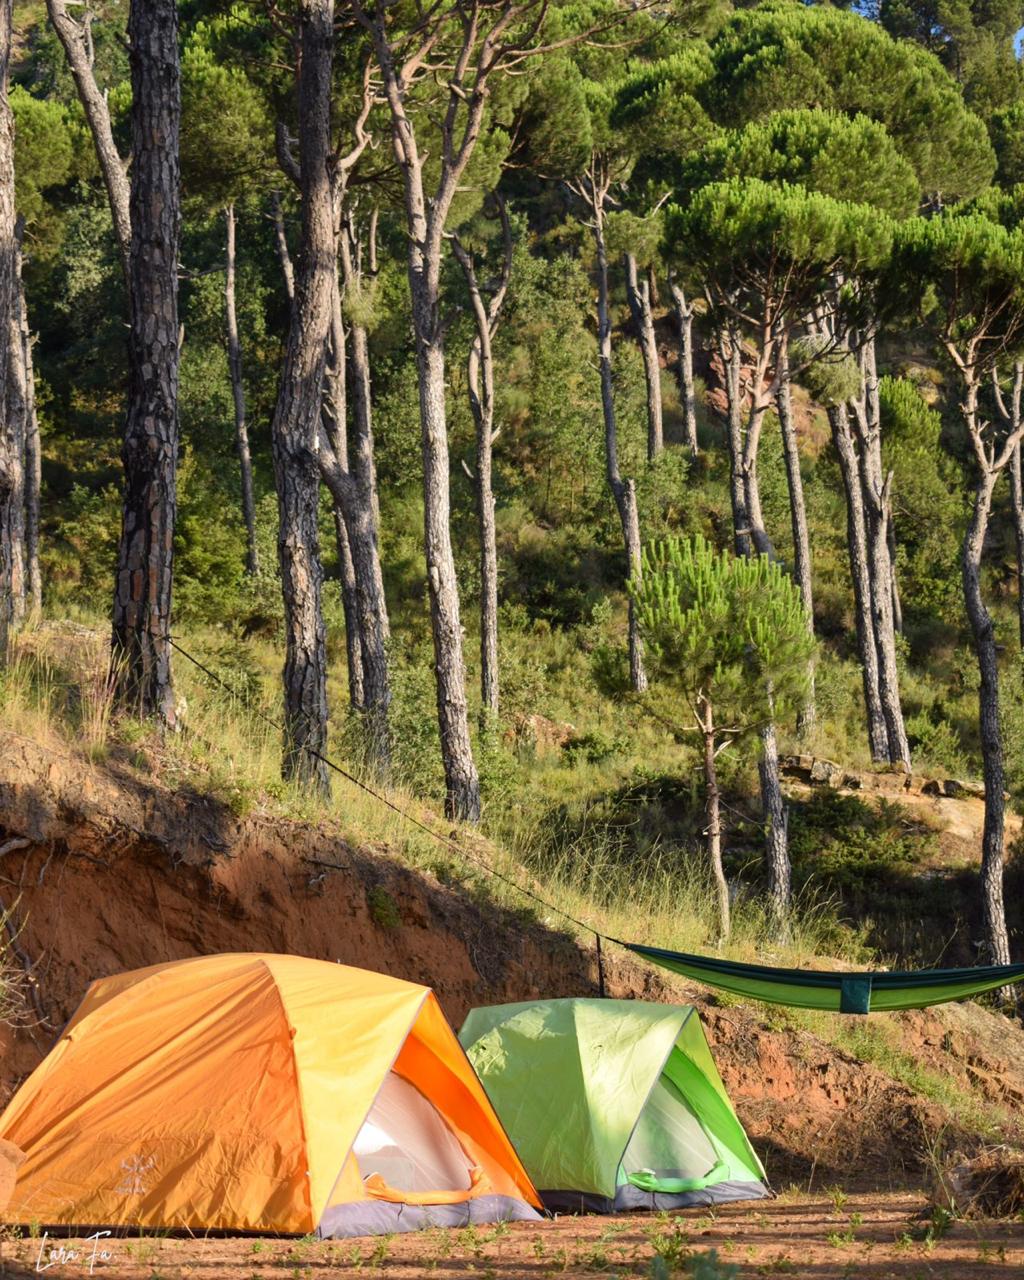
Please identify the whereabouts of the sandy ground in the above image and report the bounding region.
[1,1192,1022,1279]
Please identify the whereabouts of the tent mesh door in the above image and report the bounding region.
[619,1069,719,1189]
[352,1072,474,1193]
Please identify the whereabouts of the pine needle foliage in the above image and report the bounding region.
[631,535,815,740]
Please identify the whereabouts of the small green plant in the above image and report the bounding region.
[688,1250,739,1279]
[648,1221,693,1268]
[366,885,402,930]
[827,1184,848,1212]
[370,1233,394,1266]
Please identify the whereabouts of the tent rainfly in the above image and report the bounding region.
[0,953,541,1236]
[460,998,770,1213]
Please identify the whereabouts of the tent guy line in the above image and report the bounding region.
[165,635,1024,1015]
[164,635,602,938]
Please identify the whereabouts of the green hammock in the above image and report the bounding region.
[621,941,1024,1014]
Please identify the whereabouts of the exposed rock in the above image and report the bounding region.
[809,758,843,787]
[504,713,577,755]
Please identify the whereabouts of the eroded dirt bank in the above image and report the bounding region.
[0,731,1022,1187]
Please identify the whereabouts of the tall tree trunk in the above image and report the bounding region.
[452,204,512,729]
[1013,438,1024,649]
[963,465,1012,969]
[701,700,729,943]
[853,341,910,768]
[760,717,789,926]
[624,252,663,461]
[5,219,27,626]
[996,361,1024,647]
[18,232,40,614]
[452,199,511,729]
[670,278,698,454]
[741,359,778,559]
[224,203,259,577]
[887,505,903,635]
[324,274,365,714]
[777,337,815,734]
[46,0,131,281]
[723,324,790,919]
[719,329,751,558]
[271,189,295,306]
[110,0,180,726]
[335,219,392,768]
[595,204,646,692]
[829,401,889,761]
[367,32,480,820]
[268,0,334,794]
[0,0,17,662]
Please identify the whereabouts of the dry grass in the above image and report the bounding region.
[0,616,861,979]
[933,1148,1024,1219]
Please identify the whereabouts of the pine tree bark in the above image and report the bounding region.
[700,699,730,943]
[361,13,482,820]
[110,0,180,726]
[721,322,790,920]
[852,340,910,769]
[964,466,1012,968]
[324,274,365,714]
[888,506,904,635]
[268,0,335,794]
[0,0,17,662]
[5,219,27,626]
[46,0,131,281]
[719,328,751,558]
[271,189,295,306]
[594,193,646,692]
[452,197,512,728]
[624,252,663,461]
[328,216,392,768]
[17,228,40,614]
[670,278,698,454]
[224,204,259,577]
[1012,439,1024,649]
[829,400,889,761]
[994,361,1024,648]
[760,717,789,924]
[777,336,815,734]
[740,332,779,561]
[957,361,1023,976]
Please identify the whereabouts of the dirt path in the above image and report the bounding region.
[1,1193,1022,1279]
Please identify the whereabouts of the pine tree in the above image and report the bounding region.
[631,535,814,938]
[893,210,1024,977]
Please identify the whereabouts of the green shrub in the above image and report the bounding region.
[366,886,402,930]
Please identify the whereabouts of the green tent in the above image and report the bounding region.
[459,998,769,1214]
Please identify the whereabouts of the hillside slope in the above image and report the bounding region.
[0,730,1022,1191]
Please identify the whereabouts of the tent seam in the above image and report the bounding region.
[319,989,430,1216]
[259,957,317,1233]
[613,1007,693,1193]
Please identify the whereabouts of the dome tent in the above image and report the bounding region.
[0,953,541,1236]
[460,997,769,1213]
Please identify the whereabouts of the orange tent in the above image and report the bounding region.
[0,953,541,1236]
